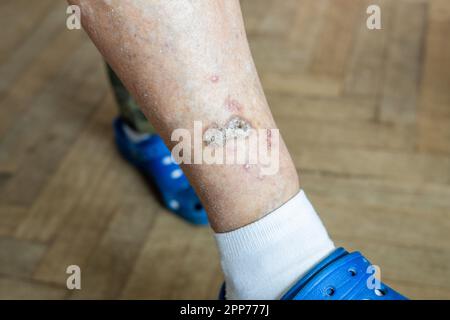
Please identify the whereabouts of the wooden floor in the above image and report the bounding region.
[0,0,449,299]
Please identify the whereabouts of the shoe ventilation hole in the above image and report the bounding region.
[374,288,387,297]
[170,169,183,179]
[169,200,180,210]
[348,268,357,277]
[162,156,172,165]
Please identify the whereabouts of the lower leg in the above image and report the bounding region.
[108,63,208,223]
[107,64,155,134]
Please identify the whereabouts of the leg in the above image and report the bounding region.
[71,0,299,232]
[107,62,208,224]
[70,0,406,300]
[107,64,155,133]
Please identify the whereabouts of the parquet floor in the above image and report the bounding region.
[0,0,449,299]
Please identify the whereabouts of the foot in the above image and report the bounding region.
[220,248,407,300]
[114,117,208,225]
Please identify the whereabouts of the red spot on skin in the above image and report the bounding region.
[210,75,220,83]
[266,129,272,149]
[225,96,243,112]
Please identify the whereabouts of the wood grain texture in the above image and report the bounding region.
[0,0,449,299]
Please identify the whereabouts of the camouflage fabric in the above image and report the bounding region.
[106,64,155,134]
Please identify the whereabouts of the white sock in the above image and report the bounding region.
[214,190,335,300]
[122,122,152,143]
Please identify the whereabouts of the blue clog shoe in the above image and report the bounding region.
[114,118,208,225]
